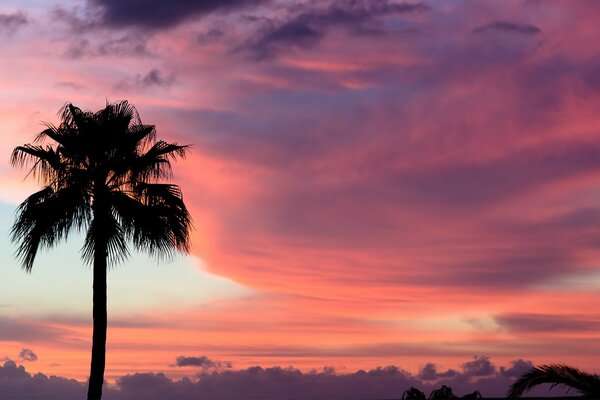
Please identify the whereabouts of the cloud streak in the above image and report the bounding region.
[174,355,231,369]
[0,317,64,342]
[473,21,542,35]
[90,0,267,29]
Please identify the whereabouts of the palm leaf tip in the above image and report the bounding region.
[508,364,600,398]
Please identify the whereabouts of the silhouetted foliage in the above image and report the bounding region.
[508,364,600,398]
[402,386,426,400]
[429,385,457,399]
[460,390,482,399]
[11,101,191,400]
[401,385,481,399]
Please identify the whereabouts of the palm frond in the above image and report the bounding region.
[11,185,90,271]
[10,144,64,184]
[125,123,156,149]
[96,101,135,139]
[111,183,191,259]
[508,364,600,398]
[60,103,88,131]
[131,141,190,182]
[35,117,85,147]
[81,215,130,266]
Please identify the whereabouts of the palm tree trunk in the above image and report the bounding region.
[87,239,107,400]
[87,192,108,400]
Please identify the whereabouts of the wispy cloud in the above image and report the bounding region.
[473,21,542,35]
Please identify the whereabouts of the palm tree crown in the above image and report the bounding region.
[11,100,191,268]
[508,364,600,398]
[11,100,191,400]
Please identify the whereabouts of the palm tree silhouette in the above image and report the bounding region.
[10,101,192,400]
[508,364,600,398]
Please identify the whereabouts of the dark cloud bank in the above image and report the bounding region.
[0,356,564,399]
[249,0,429,59]
[90,0,266,29]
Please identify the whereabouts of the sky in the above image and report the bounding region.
[1,0,600,398]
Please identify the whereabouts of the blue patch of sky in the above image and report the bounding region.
[0,201,250,318]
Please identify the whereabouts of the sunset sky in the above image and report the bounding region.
[2,0,600,398]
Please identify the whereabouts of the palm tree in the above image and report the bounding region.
[508,364,600,398]
[10,101,192,400]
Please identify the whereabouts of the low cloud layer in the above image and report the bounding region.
[0,361,84,399]
[0,358,563,399]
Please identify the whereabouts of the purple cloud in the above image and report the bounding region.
[64,34,151,59]
[462,356,496,377]
[248,0,428,59]
[0,361,84,399]
[495,313,600,333]
[0,11,28,34]
[18,349,37,362]
[174,355,231,369]
[499,359,535,378]
[417,363,458,381]
[137,69,175,88]
[473,21,542,35]
[116,68,176,91]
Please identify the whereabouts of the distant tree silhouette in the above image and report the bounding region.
[508,364,600,398]
[11,101,192,400]
[401,385,481,399]
[429,385,457,399]
[402,386,426,399]
[460,390,481,399]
